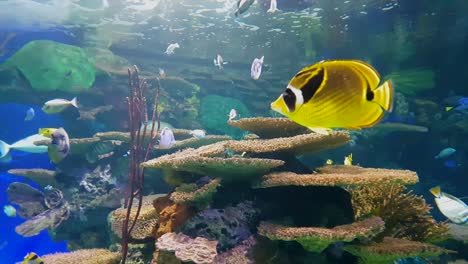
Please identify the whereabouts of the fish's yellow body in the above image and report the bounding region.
[23,252,44,264]
[38,128,57,138]
[271,60,393,134]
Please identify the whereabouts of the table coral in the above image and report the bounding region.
[8,168,56,187]
[37,249,121,264]
[228,117,309,138]
[170,178,221,208]
[258,216,385,253]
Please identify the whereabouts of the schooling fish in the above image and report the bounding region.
[267,0,280,13]
[434,147,456,159]
[42,97,78,114]
[251,56,264,80]
[3,205,16,217]
[271,60,393,135]
[430,186,468,224]
[22,252,44,264]
[165,43,180,55]
[47,128,70,164]
[446,97,468,112]
[159,127,176,149]
[24,107,35,121]
[214,54,227,69]
[235,0,255,16]
[0,134,48,160]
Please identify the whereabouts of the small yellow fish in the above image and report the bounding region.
[23,252,44,264]
[271,60,393,135]
[3,205,16,217]
[326,159,333,165]
[344,153,353,166]
[38,128,57,138]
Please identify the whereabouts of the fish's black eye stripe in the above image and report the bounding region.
[301,68,324,103]
[366,83,374,101]
[282,88,296,112]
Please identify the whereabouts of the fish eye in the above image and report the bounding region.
[282,88,296,112]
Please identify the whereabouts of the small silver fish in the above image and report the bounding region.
[165,43,180,55]
[42,97,78,114]
[159,127,176,149]
[48,127,70,163]
[435,147,456,159]
[228,109,238,121]
[250,56,264,80]
[24,107,35,121]
[267,0,279,13]
[213,54,227,69]
[190,129,206,139]
[159,68,166,78]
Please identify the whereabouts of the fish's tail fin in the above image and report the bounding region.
[446,106,453,112]
[70,97,78,108]
[0,140,11,159]
[429,186,441,197]
[373,80,394,112]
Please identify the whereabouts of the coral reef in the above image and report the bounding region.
[348,183,450,242]
[255,166,419,188]
[228,117,308,138]
[7,168,56,187]
[109,195,161,241]
[2,40,95,92]
[344,237,454,264]
[258,216,385,253]
[181,201,259,251]
[170,178,221,208]
[447,224,468,243]
[37,249,120,264]
[156,232,218,264]
[153,195,196,237]
[212,236,256,264]
[7,182,47,218]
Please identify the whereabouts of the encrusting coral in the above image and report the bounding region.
[258,216,385,253]
[348,183,450,242]
[344,237,454,264]
[255,165,419,188]
[153,195,196,237]
[35,248,121,264]
[156,232,218,264]
[228,117,309,139]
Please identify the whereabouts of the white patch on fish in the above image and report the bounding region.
[165,43,180,55]
[267,0,279,13]
[0,134,49,160]
[250,56,264,80]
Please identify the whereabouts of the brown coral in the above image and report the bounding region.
[344,237,454,264]
[228,118,309,138]
[153,195,196,237]
[169,135,232,150]
[348,183,449,242]
[255,166,419,188]
[8,168,56,187]
[156,232,218,264]
[109,195,161,240]
[38,249,121,264]
[258,216,385,252]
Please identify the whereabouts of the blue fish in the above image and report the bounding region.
[446,97,468,112]
[444,160,460,168]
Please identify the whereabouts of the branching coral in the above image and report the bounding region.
[348,183,449,242]
[258,216,385,253]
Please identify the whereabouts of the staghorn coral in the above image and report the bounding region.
[344,237,454,264]
[255,166,419,188]
[38,249,121,264]
[170,178,221,208]
[228,117,309,139]
[153,195,196,237]
[181,201,259,252]
[156,232,218,264]
[7,168,56,187]
[348,183,450,242]
[258,216,385,253]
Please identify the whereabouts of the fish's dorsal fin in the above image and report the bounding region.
[429,186,441,197]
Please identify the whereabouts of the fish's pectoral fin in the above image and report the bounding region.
[308,127,331,135]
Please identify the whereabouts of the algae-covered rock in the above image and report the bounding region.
[200,95,251,138]
[3,40,95,93]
